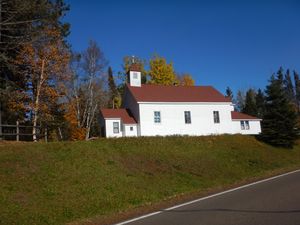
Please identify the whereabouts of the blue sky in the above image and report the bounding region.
[65,0,300,94]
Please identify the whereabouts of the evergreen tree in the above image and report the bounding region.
[283,69,295,103]
[294,70,300,113]
[277,66,284,83]
[261,70,298,148]
[255,88,265,118]
[107,66,119,108]
[225,86,234,101]
[235,90,245,112]
[1,0,70,127]
[242,88,257,116]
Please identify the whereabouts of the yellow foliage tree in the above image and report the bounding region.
[177,73,195,86]
[148,55,177,85]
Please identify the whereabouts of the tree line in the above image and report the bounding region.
[1,0,298,146]
[0,0,195,141]
[226,67,300,148]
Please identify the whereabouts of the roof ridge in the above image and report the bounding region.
[127,84,231,103]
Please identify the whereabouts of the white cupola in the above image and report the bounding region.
[128,63,141,87]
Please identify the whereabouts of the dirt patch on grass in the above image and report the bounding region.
[119,155,171,176]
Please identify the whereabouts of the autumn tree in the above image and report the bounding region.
[0,0,69,64]
[63,53,85,140]
[0,0,70,125]
[16,28,70,141]
[148,55,177,85]
[177,73,195,86]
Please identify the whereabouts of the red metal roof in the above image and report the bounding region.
[100,109,137,124]
[231,111,261,120]
[126,84,232,103]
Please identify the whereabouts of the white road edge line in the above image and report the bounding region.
[113,169,300,225]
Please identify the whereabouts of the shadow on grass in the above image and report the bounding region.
[255,134,297,149]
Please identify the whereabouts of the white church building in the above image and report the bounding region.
[100,64,262,138]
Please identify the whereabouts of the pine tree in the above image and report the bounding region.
[283,69,295,104]
[255,88,265,118]
[294,70,300,113]
[261,70,298,148]
[277,67,284,82]
[235,90,245,112]
[242,88,257,116]
[225,87,233,101]
[107,66,119,108]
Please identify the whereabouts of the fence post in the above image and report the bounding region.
[16,120,19,142]
[44,126,48,143]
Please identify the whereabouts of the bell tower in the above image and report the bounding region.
[127,57,141,87]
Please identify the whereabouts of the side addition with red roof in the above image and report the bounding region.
[100,109,137,124]
[231,111,262,121]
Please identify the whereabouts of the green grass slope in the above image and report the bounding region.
[1,135,300,225]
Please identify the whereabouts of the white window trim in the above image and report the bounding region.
[240,120,250,130]
[184,111,191,124]
[113,122,119,133]
[213,111,220,124]
[240,121,245,130]
[154,111,161,124]
[245,121,250,130]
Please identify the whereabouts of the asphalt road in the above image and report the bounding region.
[115,170,300,225]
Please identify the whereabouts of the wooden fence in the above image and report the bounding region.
[0,121,48,142]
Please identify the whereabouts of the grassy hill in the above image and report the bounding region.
[1,135,300,225]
